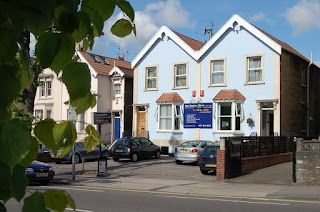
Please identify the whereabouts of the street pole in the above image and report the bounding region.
[97,124,101,176]
[72,140,75,181]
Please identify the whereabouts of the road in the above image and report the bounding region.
[5,185,320,212]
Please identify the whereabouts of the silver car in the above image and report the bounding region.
[174,140,214,164]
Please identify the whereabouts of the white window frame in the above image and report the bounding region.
[35,110,43,121]
[245,55,264,84]
[209,58,226,86]
[46,109,52,119]
[145,66,158,90]
[158,103,183,132]
[173,63,188,89]
[214,101,244,133]
[39,77,53,98]
[79,112,85,131]
[113,84,121,96]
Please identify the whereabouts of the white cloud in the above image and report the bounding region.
[285,0,320,34]
[91,0,194,57]
[249,12,274,25]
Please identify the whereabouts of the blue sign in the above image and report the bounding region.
[183,103,213,128]
[93,112,111,125]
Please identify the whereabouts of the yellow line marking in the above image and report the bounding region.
[56,184,320,205]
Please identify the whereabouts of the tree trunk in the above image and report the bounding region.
[18,30,42,114]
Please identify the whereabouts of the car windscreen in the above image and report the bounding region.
[181,141,200,148]
[203,146,219,154]
[114,139,130,147]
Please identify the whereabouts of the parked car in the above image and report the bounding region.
[25,161,55,185]
[174,140,214,164]
[110,137,161,162]
[51,142,110,164]
[198,145,220,175]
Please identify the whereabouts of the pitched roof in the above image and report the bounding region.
[213,89,246,101]
[255,27,309,61]
[156,92,184,103]
[132,14,311,68]
[77,51,133,77]
[172,30,205,51]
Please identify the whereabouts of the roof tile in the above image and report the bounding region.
[172,30,205,51]
[213,89,246,100]
[78,51,133,77]
[156,92,184,103]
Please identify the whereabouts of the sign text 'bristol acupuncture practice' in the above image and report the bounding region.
[183,103,213,128]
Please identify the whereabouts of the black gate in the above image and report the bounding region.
[225,138,242,178]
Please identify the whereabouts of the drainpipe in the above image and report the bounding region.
[306,52,313,136]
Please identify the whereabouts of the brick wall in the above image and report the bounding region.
[216,149,226,181]
[241,152,292,174]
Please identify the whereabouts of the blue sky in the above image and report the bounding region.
[33,0,320,65]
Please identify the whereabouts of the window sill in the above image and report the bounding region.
[208,84,227,87]
[244,82,265,86]
[144,88,158,91]
[213,131,244,135]
[156,130,183,134]
[172,86,189,90]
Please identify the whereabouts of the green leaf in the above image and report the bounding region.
[19,136,39,167]
[0,61,22,112]
[0,162,11,202]
[66,192,76,210]
[34,119,59,152]
[73,12,91,42]
[18,49,33,89]
[0,30,19,62]
[0,162,27,203]
[71,93,96,114]
[0,120,30,171]
[62,62,91,100]
[23,192,49,212]
[82,0,116,21]
[44,190,68,212]
[57,10,80,33]
[0,201,6,212]
[84,125,101,152]
[116,0,135,21]
[14,0,56,36]
[110,19,133,37]
[35,32,74,72]
[53,121,76,156]
[11,165,28,202]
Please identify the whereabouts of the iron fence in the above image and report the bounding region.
[224,136,294,158]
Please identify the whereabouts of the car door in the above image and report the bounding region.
[140,138,154,158]
[76,142,89,159]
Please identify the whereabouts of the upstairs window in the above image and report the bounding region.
[247,56,263,83]
[39,77,53,98]
[79,113,85,131]
[210,59,225,85]
[145,66,157,90]
[114,84,121,96]
[174,63,187,88]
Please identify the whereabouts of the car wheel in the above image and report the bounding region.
[175,160,183,165]
[73,154,81,164]
[103,151,110,160]
[200,170,208,175]
[113,158,119,162]
[131,153,138,162]
[155,150,161,159]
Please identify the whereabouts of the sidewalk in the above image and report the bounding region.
[52,171,320,202]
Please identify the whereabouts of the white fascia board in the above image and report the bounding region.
[195,14,282,60]
[76,50,98,77]
[108,66,125,77]
[131,26,197,68]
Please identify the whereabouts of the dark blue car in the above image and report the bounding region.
[25,161,55,185]
[198,145,219,175]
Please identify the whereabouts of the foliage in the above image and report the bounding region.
[0,0,135,211]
